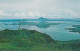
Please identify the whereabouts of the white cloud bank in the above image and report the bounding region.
[0,0,80,19]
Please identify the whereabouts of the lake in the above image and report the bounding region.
[0,21,80,41]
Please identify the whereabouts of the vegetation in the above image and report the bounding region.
[66,25,80,33]
[4,21,61,28]
[0,29,80,51]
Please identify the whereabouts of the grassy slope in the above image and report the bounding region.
[0,29,80,51]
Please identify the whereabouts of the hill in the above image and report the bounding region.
[0,29,80,51]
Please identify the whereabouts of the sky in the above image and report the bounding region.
[0,0,80,19]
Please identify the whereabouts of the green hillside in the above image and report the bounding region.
[0,29,80,51]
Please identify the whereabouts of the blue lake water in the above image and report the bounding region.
[0,21,80,41]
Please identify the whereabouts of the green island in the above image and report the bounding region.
[66,25,80,33]
[0,29,80,51]
[4,21,61,28]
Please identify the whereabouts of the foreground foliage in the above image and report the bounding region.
[0,29,80,51]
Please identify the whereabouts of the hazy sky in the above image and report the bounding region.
[0,0,80,19]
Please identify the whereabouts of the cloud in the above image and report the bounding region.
[0,10,4,15]
[0,10,11,16]
[65,8,80,17]
[0,0,80,19]
[14,12,27,17]
[28,11,41,17]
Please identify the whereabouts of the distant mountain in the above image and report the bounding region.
[0,17,80,22]
[39,17,48,20]
[38,17,77,21]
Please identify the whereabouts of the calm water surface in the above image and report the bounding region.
[0,21,80,41]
